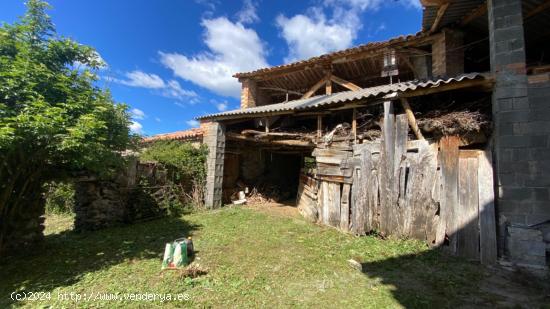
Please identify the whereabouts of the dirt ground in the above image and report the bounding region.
[243,200,301,218]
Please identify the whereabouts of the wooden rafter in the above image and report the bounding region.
[421,0,448,6]
[460,2,487,26]
[524,1,550,20]
[330,75,362,91]
[301,76,329,99]
[258,86,303,96]
[430,3,450,33]
[226,132,314,147]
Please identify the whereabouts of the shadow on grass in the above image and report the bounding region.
[358,245,550,308]
[358,249,486,308]
[0,217,200,300]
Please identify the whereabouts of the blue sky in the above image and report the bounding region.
[0,0,422,136]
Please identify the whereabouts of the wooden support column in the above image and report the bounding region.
[264,117,269,133]
[400,98,424,140]
[317,115,322,139]
[325,72,332,95]
[352,109,358,141]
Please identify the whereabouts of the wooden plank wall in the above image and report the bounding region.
[298,109,497,264]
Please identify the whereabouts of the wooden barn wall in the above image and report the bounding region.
[297,104,497,263]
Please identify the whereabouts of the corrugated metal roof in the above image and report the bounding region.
[233,32,426,78]
[198,73,486,120]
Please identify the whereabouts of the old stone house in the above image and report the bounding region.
[198,0,550,268]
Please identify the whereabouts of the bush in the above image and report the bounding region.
[139,141,207,210]
[44,182,75,215]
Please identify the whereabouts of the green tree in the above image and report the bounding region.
[0,0,132,251]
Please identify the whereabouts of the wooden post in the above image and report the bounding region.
[400,98,424,140]
[317,115,322,139]
[264,117,269,133]
[352,108,357,144]
[325,72,332,95]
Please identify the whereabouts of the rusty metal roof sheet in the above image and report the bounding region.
[198,73,486,120]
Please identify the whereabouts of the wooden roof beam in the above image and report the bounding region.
[421,0,449,6]
[301,75,329,99]
[330,75,362,91]
[460,2,487,26]
[258,86,303,96]
[524,1,550,20]
[430,2,450,33]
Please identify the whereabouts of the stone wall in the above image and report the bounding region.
[2,194,45,251]
[74,158,171,231]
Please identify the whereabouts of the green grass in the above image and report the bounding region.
[1,207,500,308]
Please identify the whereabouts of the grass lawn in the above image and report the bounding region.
[0,205,547,308]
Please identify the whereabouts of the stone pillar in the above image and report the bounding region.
[432,29,464,77]
[489,0,550,267]
[204,121,225,208]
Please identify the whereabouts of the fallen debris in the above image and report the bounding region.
[348,258,363,271]
[178,263,209,278]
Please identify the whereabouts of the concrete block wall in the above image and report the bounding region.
[489,0,550,266]
[203,121,225,208]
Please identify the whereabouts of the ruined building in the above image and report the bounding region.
[198,0,550,268]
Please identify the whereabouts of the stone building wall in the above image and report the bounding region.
[2,193,45,251]
[74,158,170,231]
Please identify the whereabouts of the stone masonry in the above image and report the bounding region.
[488,0,550,267]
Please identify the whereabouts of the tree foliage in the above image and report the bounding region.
[140,141,207,184]
[0,0,132,250]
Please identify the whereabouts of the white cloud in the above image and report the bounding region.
[130,108,146,120]
[129,121,143,134]
[216,102,228,111]
[277,0,420,62]
[401,0,421,9]
[276,12,355,62]
[118,71,165,88]
[113,70,197,100]
[159,17,268,98]
[163,80,198,99]
[155,117,161,122]
[236,0,259,24]
[186,119,200,127]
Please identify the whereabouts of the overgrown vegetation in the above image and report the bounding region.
[0,0,131,251]
[140,141,208,210]
[140,141,207,183]
[1,207,547,308]
[44,182,75,215]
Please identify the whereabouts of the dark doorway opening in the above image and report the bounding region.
[222,140,312,205]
